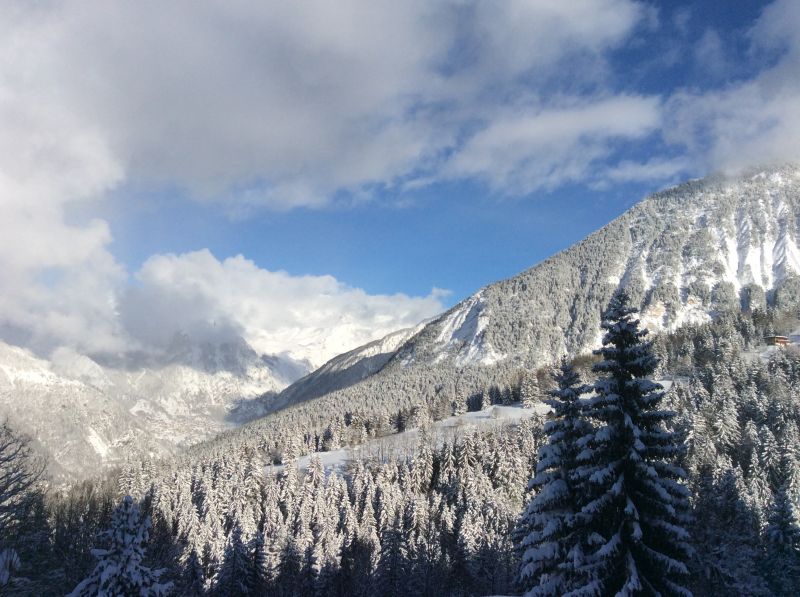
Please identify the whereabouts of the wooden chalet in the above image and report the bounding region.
[764,335,790,347]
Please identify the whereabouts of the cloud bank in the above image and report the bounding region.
[121,251,446,366]
[3,0,652,208]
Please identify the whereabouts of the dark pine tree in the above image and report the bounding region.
[763,482,800,595]
[572,290,692,596]
[517,358,593,596]
[214,522,256,595]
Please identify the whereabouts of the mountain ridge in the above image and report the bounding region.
[393,165,800,365]
[267,164,800,418]
[265,321,429,414]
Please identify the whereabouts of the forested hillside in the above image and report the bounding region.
[263,166,800,420]
[3,303,800,595]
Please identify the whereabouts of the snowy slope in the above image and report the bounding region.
[269,321,427,413]
[391,164,800,369]
[275,402,550,474]
[0,337,311,480]
[272,165,800,411]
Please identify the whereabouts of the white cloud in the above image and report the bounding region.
[121,250,446,366]
[1,0,650,208]
[665,0,800,173]
[693,29,727,78]
[602,156,694,185]
[444,96,662,193]
[0,6,126,355]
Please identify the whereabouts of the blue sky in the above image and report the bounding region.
[2,0,799,365]
[104,178,634,302]
[102,0,776,301]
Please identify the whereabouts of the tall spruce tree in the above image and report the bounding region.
[572,290,691,596]
[520,371,542,409]
[518,358,593,596]
[214,522,255,595]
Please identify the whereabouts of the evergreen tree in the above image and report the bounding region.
[376,512,409,597]
[689,463,770,596]
[520,371,541,409]
[68,495,172,597]
[214,523,255,595]
[517,358,592,596]
[764,483,800,595]
[177,548,205,596]
[573,290,692,596]
[255,509,285,591]
[410,435,434,494]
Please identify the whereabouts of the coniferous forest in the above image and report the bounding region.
[3,0,800,594]
[3,293,800,595]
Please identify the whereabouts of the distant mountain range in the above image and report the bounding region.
[267,321,428,413]
[0,335,310,480]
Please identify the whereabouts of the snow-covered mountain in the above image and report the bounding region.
[9,165,800,480]
[0,336,311,480]
[400,165,800,367]
[273,165,800,410]
[266,321,428,413]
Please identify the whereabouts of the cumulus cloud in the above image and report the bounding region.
[0,6,126,355]
[121,250,446,366]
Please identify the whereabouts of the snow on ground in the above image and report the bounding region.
[739,326,800,363]
[268,402,551,476]
[268,378,687,477]
[86,427,110,458]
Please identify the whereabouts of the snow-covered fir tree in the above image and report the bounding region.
[518,358,592,596]
[572,290,692,596]
[213,522,255,595]
[520,371,542,409]
[68,495,172,597]
[764,481,800,595]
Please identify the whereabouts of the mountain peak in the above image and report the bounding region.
[271,167,800,417]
